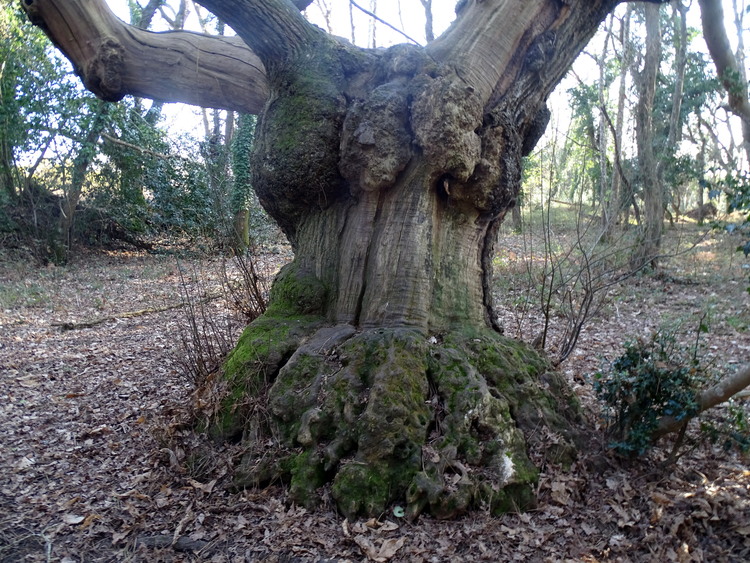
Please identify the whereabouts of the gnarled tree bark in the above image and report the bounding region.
[25,0,671,519]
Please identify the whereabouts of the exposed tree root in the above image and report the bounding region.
[198,316,583,520]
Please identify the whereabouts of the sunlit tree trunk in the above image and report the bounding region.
[0,138,16,200]
[606,5,632,236]
[656,1,688,214]
[597,28,611,232]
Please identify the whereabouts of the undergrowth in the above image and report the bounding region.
[594,323,750,460]
[175,248,270,387]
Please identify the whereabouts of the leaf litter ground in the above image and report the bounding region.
[1,226,749,562]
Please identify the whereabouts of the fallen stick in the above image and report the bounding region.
[52,294,223,330]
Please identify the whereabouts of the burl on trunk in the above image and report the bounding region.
[23,0,637,519]
[214,36,581,518]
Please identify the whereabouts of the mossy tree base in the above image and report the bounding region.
[187,34,590,522]
[206,294,581,520]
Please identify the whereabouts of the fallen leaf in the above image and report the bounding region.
[376,537,406,560]
[81,513,101,529]
[379,520,399,532]
[341,518,351,537]
[62,514,85,525]
[354,534,379,560]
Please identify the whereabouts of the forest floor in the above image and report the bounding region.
[1,219,750,562]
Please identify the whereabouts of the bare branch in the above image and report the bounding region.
[196,0,324,65]
[23,0,268,113]
[654,364,750,439]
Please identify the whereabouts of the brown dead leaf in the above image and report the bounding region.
[379,520,399,532]
[651,492,672,506]
[342,518,351,537]
[81,513,101,529]
[112,529,130,545]
[354,535,406,562]
[377,537,406,560]
[354,534,379,560]
[550,479,571,505]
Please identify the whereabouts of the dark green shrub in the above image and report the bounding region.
[593,331,703,456]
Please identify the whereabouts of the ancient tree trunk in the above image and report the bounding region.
[25,0,669,519]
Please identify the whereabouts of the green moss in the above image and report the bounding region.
[269,354,326,427]
[209,310,325,442]
[332,461,412,520]
[265,262,328,317]
[288,450,327,509]
[476,481,537,515]
[252,40,350,235]
[220,321,580,519]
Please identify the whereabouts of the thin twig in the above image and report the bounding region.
[349,0,421,45]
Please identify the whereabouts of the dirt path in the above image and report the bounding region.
[1,236,749,562]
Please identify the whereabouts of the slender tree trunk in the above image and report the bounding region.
[606,5,632,237]
[58,101,109,253]
[697,120,707,223]
[0,137,16,200]
[597,29,611,232]
[630,3,663,271]
[656,1,688,197]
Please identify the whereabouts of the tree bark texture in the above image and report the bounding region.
[22,0,268,113]
[699,0,750,164]
[25,0,669,519]
[630,3,663,271]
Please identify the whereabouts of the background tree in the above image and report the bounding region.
[699,0,750,164]
[23,0,674,519]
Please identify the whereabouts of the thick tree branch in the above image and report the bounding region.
[698,0,750,162]
[428,1,670,111]
[427,1,622,111]
[427,0,561,104]
[23,0,269,113]
[196,0,324,67]
[653,364,750,439]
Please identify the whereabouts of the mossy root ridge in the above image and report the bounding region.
[209,318,582,520]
